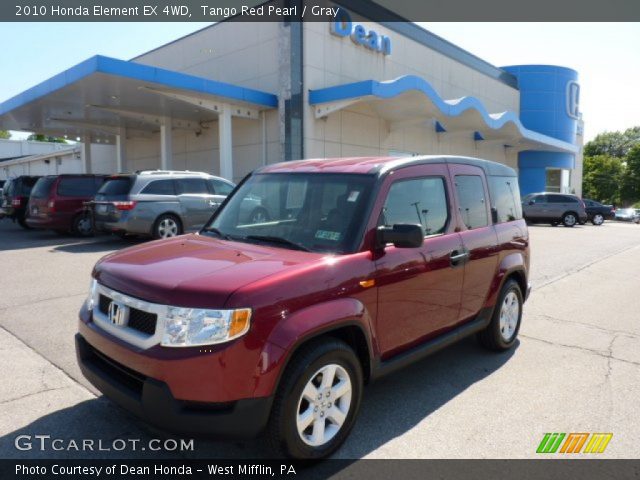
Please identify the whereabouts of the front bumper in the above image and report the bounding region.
[76,333,273,439]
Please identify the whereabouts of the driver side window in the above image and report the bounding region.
[379,177,449,236]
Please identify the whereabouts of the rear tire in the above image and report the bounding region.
[477,279,523,351]
[266,339,363,460]
[562,212,578,227]
[591,213,604,226]
[72,213,94,237]
[152,214,182,239]
[17,217,31,229]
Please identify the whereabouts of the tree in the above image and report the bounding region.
[583,126,640,158]
[621,144,640,204]
[582,154,624,205]
[0,130,10,139]
[27,133,67,143]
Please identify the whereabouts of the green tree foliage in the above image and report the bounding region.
[582,155,624,205]
[0,130,10,139]
[621,144,640,204]
[583,127,640,158]
[27,133,67,143]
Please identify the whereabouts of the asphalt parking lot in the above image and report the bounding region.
[0,219,639,460]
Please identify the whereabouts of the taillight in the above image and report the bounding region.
[580,200,586,208]
[113,201,137,211]
[11,197,22,207]
[48,200,55,213]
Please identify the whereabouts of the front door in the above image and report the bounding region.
[373,164,465,358]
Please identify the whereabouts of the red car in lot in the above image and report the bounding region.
[76,156,530,459]
[27,174,108,236]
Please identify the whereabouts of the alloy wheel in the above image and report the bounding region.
[499,291,520,342]
[296,364,352,447]
[158,218,179,238]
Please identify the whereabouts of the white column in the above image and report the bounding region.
[116,128,126,173]
[82,135,92,174]
[160,118,173,170]
[218,106,233,180]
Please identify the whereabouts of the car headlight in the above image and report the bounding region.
[86,278,98,311]
[162,308,252,347]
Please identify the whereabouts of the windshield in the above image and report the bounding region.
[203,173,375,254]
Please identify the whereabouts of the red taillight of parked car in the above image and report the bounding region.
[11,197,22,207]
[48,200,55,213]
[113,201,137,211]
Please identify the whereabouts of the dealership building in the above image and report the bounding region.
[0,5,583,195]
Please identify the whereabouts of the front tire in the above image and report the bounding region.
[152,214,182,239]
[478,279,523,351]
[591,213,604,226]
[266,339,363,459]
[562,212,578,227]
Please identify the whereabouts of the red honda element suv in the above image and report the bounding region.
[76,156,530,459]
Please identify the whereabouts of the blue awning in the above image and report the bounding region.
[309,75,578,154]
[0,55,278,139]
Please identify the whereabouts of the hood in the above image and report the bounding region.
[95,234,323,308]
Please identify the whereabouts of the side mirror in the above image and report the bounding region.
[376,224,424,249]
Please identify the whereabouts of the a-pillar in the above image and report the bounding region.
[82,135,92,174]
[218,106,233,181]
[160,117,173,170]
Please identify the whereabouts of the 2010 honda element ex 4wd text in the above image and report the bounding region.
[76,156,531,459]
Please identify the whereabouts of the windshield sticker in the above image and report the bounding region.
[315,230,342,241]
[347,191,360,202]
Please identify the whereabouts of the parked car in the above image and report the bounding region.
[91,170,235,239]
[522,192,587,227]
[0,175,41,228]
[614,207,637,222]
[76,155,530,459]
[26,174,108,236]
[582,198,615,226]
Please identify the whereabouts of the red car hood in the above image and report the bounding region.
[94,234,323,308]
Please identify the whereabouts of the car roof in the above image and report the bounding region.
[256,155,517,177]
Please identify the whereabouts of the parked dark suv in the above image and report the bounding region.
[26,174,108,236]
[76,156,530,459]
[522,192,588,227]
[0,175,41,228]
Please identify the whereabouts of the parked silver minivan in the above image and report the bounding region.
[521,192,588,227]
[92,171,235,239]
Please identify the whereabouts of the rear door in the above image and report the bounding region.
[93,176,134,222]
[206,178,234,212]
[175,177,211,230]
[28,176,57,218]
[374,164,465,357]
[448,164,499,322]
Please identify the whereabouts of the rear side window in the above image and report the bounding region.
[176,178,208,194]
[488,176,523,223]
[57,177,100,197]
[454,175,488,229]
[380,177,449,236]
[548,194,577,203]
[30,177,57,198]
[98,177,133,196]
[141,180,176,195]
[208,179,234,195]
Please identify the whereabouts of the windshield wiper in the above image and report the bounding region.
[244,235,311,252]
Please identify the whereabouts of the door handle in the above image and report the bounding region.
[450,250,469,266]
[209,200,219,207]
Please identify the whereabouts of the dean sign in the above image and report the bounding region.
[330,9,392,56]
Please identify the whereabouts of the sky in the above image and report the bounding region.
[0,22,638,142]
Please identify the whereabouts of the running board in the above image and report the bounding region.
[370,307,493,381]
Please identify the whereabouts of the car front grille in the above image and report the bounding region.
[98,293,158,336]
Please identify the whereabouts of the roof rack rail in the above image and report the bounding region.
[134,169,210,176]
